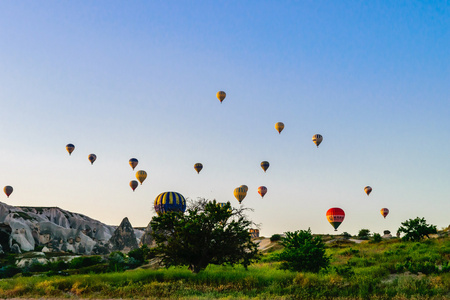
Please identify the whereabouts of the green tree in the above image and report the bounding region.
[277,229,329,273]
[151,199,259,273]
[397,217,437,242]
[371,233,382,243]
[357,229,371,240]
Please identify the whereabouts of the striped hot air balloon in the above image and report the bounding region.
[364,186,372,196]
[136,170,147,185]
[88,154,97,165]
[129,158,138,170]
[66,144,75,155]
[312,134,323,147]
[234,187,247,204]
[261,161,270,172]
[194,163,203,174]
[326,207,345,231]
[216,91,226,103]
[275,122,284,134]
[130,180,138,192]
[258,186,267,198]
[380,208,389,219]
[3,186,13,198]
[154,192,187,216]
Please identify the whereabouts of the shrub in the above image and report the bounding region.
[68,256,102,269]
[358,229,371,240]
[342,232,352,239]
[371,233,382,243]
[270,234,282,242]
[277,228,330,273]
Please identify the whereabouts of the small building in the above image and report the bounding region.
[249,229,260,238]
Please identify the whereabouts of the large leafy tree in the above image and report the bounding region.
[397,217,437,242]
[277,229,329,273]
[151,199,259,273]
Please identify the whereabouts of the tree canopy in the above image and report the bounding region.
[150,199,259,273]
[397,217,437,242]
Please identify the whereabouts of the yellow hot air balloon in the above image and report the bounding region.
[380,208,389,219]
[275,122,284,134]
[66,144,75,155]
[364,186,372,196]
[88,154,97,165]
[261,161,270,172]
[4,186,13,198]
[129,158,138,170]
[216,91,226,103]
[136,170,147,185]
[234,187,247,204]
[240,185,248,192]
[312,134,323,147]
[194,163,203,174]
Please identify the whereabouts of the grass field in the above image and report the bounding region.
[1,236,449,299]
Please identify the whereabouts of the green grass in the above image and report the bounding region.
[1,237,449,299]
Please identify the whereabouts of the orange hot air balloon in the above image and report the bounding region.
[326,207,345,231]
[136,170,147,185]
[216,91,226,103]
[380,208,389,219]
[258,186,267,198]
[234,187,247,204]
[66,144,75,155]
[3,186,13,198]
[194,163,203,174]
[130,180,139,192]
[240,185,248,192]
[275,122,284,134]
[261,161,270,172]
[88,154,97,165]
[364,186,372,196]
[129,158,138,170]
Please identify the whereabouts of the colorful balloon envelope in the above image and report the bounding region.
[240,185,248,192]
[258,186,267,198]
[154,191,187,216]
[66,144,75,155]
[380,208,389,219]
[364,186,372,196]
[136,170,147,185]
[216,91,226,103]
[261,161,270,172]
[129,158,138,170]
[312,134,323,147]
[194,163,203,174]
[234,187,247,204]
[3,186,13,198]
[275,122,284,134]
[326,207,345,231]
[130,180,139,192]
[88,154,97,165]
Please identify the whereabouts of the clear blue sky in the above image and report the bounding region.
[1,1,449,236]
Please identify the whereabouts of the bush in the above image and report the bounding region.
[342,232,352,239]
[277,228,330,273]
[371,233,382,243]
[270,234,282,242]
[68,256,102,269]
[358,229,371,240]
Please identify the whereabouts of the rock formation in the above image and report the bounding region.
[139,221,154,247]
[109,217,139,252]
[0,201,144,254]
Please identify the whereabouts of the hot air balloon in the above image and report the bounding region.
[234,187,247,204]
[216,91,226,103]
[364,186,372,196]
[88,154,97,165]
[326,207,345,231]
[194,163,203,174]
[130,180,139,192]
[380,208,389,219]
[129,158,138,170]
[136,170,147,185]
[154,191,187,216]
[66,144,75,156]
[275,122,284,134]
[240,185,248,192]
[258,186,267,198]
[312,134,323,147]
[261,161,270,172]
[3,186,13,198]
